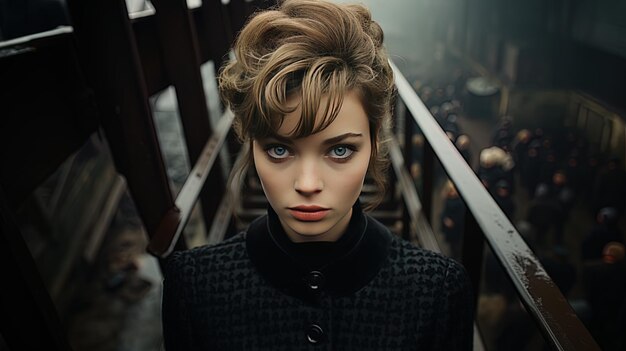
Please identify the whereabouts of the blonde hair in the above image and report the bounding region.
[219,0,395,211]
[480,146,514,171]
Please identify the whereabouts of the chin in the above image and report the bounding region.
[287,220,333,237]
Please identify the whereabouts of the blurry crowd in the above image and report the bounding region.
[411,73,626,350]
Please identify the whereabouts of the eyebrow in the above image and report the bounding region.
[265,132,363,145]
[321,132,363,145]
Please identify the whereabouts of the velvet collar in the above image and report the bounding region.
[246,201,391,302]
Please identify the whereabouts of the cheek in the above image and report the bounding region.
[252,147,275,194]
[332,149,371,194]
[252,145,290,209]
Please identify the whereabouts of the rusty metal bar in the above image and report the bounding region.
[198,0,233,69]
[148,110,234,258]
[67,0,179,240]
[0,26,72,49]
[129,4,233,95]
[388,138,441,252]
[390,60,600,351]
[151,0,226,237]
[206,148,251,245]
[131,14,170,96]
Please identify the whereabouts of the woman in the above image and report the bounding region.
[162,1,474,349]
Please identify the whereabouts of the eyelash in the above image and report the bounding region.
[264,144,291,160]
[327,144,356,162]
[263,144,357,163]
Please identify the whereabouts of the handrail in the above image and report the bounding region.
[387,138,441,253]
[148,110,234,258]
[390,60,601,350]
[205,146,252,245]
[0,26,73,50]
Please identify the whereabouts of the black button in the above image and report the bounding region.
[306,324,324,344]
[306,271,325,290]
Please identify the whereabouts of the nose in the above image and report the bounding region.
[294,158,323,195]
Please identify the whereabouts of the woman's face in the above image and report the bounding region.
[253,90,372,242]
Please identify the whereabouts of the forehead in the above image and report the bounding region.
[274,91,370,139]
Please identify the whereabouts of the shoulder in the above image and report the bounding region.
[163,232,247,278]
[385,230,469,290]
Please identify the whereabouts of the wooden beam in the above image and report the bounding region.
[151,0,227,234]
[66,0,180,241]
[0,30,98,209]
[0,185,72,351]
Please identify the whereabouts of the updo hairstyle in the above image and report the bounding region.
[219,0,395,210]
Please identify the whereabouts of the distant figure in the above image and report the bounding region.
[592,156,626,215]
[478,146,514,194]
[491,116,514,151]
[440,101,455,118]
[539,149,559,186]
[581,151,602,207]
[420,86,435,108]
[443,114,460,142]
[548,170,576,221]
[478,148,501,191]
[526,184,565,247]
[429,105,443,125]
[521,139,543,197]
[532,127,544,144]
[444,84,456,100]
[540,246,577,297]
[564,149,584,193]
[494,299,536,351]
[493,180,515,219]
[557,128,585,161]
[411,133,424,165]
[441,180,465,259]
[581,207,623,261]
[513,129,532,174]
[582,242,626,351]
[432,87,446,107]
[455,134,472,166]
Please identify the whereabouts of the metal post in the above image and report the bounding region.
[152,0,227,235]
[66,0,182,244]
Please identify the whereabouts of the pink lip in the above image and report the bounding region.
[288,205,330,221]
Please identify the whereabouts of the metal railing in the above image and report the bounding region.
[0,1,250,349]
[390,60,600,351]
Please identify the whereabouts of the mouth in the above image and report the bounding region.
[288,205,330,222]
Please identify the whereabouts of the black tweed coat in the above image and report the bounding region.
[162,203,474,350]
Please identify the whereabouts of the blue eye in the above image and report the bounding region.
[267,145,290,159]
[329,145,354,159]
